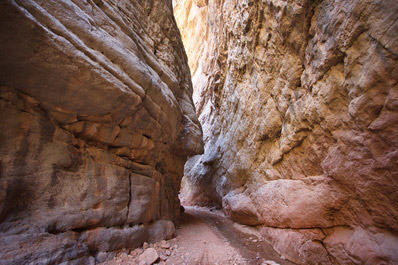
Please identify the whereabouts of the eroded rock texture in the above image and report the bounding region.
[175,0,398,264]
[0,0,203,264]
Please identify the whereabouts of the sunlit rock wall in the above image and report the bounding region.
[175,0,398,264]
[0,0,203,264]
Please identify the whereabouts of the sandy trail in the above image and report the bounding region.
[102,206,294,265]
[176,207,294,265]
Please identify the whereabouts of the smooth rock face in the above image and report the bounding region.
[175,0,398,264]
[0,0,202,264]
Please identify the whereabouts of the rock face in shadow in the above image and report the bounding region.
[0,0,203,264]
[174,0,398,264]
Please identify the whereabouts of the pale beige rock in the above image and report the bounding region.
[175,0,398,264]
[138,248,159,265]
[159,240,171,249]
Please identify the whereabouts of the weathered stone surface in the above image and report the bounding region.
[81,225,147,253]
[138,248,159,265]
[147,220,176,243]
[323,226,398,265]
[0,232,93,265]
[260,227,330,264]
[95,252,117,264]
[0,0,202,263]
[175,0,398,264]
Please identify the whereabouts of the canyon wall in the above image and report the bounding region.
[175,0,398,264]
[0,0,202,264]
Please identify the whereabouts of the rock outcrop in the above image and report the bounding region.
[0,0,203,264]
[175,0,398,264]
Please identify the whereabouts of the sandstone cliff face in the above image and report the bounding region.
[175,0,398,264]
[0,0,202,264]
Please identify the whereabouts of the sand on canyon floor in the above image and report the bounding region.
[101,206,294,265]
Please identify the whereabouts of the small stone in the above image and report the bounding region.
[165,260,174,265]
[160,254,168,261]
[159,240,170,249]
[143,242,149,249]
[138,248,159,265]
[165,250,171,256]
[118,252,128,261]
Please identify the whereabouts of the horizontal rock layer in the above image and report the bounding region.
[174,0,398,264]
[0,0,203,264]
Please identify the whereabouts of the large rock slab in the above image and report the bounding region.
[0,0,203,263]
[175,0,398,264]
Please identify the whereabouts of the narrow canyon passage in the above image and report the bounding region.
[0,0,397,264]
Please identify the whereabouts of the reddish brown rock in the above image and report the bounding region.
[175,0,398,264]
[0,0,202,264]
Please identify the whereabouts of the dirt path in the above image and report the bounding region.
[102,206,294,265]
[178,207,294,265]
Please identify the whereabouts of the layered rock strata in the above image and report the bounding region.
[0,0,203,264]
[175,0,398,264]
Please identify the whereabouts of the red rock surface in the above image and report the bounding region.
[0,0,203,264]
[175,0,398,263]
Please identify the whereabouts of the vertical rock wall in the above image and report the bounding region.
[174,0,398,264]
[0,0,203,264]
